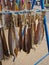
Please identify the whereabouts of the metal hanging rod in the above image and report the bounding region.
[0,9,49,14]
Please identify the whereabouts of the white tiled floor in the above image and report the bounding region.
[38,56,49,65]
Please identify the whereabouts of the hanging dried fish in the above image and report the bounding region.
[22,25,26,52]
[7,14,19,56]
[8,27,13,55]
[17,15,22,51]
[4,14,13,55]
[10,0,15,11]
[14,27,20,50]
[34,14,44,44]
[0,13,9,57]
[31,15,36,46]
[27,27,32,51]
[1,29,9,57]
[3,28,10,56]
[24,25,32,54]
[22,1,32,53]
[0,29,4,61]
[25,2,32,51]
[37,16,44,44]
[8,22,13,55]
[8,26,19,56]
[19,20,22,51]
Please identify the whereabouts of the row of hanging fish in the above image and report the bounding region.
[0,11,45,61]
[0,0,32,11]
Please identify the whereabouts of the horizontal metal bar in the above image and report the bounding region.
[34,52,49,65]
[0,9,49,14]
